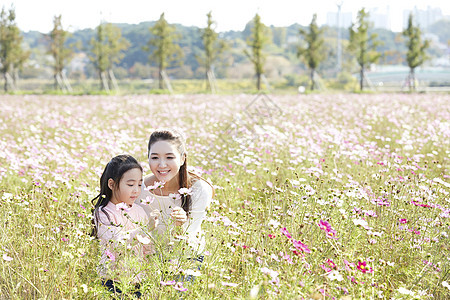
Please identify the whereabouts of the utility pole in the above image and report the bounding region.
[336,1,343,73]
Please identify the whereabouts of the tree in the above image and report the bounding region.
[244,14,269,91]
[145,13,183,89]
[348,8,381,91]
[48,15,73,90]
[199,11,228,92]
[0,5,29,92]
[297,14,326,91]
[89,22,129,91]
[402,13,429,91]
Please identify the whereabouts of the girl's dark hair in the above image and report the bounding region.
[147,128,194,214]
[91,154,143,236]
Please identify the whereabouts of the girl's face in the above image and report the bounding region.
[109,168,143,206]
[149,140,185,185]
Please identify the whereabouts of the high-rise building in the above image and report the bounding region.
[369,7,391,30]
[403,6,443,29]
[326,11,353,28]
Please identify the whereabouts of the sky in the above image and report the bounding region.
[3,0,450,33]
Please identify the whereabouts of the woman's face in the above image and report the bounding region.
[149,140,184,184]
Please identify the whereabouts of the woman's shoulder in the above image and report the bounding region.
[191,177,214,197]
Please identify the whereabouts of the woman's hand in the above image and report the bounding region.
[149,209,161,230]
[170,206,187,226]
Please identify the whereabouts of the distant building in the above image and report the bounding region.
[369,7,391,30]
[326,11,353,28]
[403,6,444,29]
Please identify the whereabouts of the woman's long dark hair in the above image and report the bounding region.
[147,128,194,214]
[91,154,143,236]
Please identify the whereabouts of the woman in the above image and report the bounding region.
[136,128,213,258]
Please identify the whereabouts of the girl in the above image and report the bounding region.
[91,154,158,296]
[136,128,214,259]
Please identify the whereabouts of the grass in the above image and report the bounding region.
[0,93,449,299]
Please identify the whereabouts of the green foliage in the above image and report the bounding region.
[402,14,430,91]
[89,22,130,90]
[297,14,326,91]
[0,5,29,92]
[145,13,183,89]
[244,14,270,91]
[348,8,381,91]
[48,15,73,90]
[198,11,229,91]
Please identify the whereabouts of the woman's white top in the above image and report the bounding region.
[136,179,213,255]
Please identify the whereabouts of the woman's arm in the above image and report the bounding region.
[183,179,213,236]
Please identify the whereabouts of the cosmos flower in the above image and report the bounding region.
[116,202,130,211]
[318,220,337,239]
[2,254,13,261]
[292,239,311,253]
[280,227,292,239]
[136,234,151,245]
[178,187,192,195]
[357,261,373,273]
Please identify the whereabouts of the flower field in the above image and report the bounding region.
[0,93,449,299]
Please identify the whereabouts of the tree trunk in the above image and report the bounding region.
[4,73,8,92]
[54,73,59,90]
[159,64,164,89]
[410,68,415,92]
[360,67,364,91]
[310,69,315,90]
[256,72,261,90]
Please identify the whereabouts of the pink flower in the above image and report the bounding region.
[115,202,130,211]
[173,282,187,292]
[326,258,336,269]
[160,280,176,286]
[320,264,332,272]
[266,181,273,188]
[268,234,276,239]
[142,195,156,205]
[292,239,311,253]
[399,218,408,224]
[104,249,115,261]
[146,181,165,191]
[280,227,292,239]
[357,261,373,273]
[61,237,69,242]
[318,220,337,239]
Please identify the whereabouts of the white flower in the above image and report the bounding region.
[136,234,151,245]
[34,224,44,229]
[397,287,414,295]
[327,270,343,281]
[3,254,13,261]
[116,202,130,211]
[169,193,182,201]
[81,284,88,293]
[260,267,279,279]
[178,188,192,195]
[443,281,450,290]
[268,219,281,228]
[142,195,156,205]
[184,269,202,276]
[352,218,368,227]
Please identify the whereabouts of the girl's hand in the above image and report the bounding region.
[149,209,160,230]
[170,206,187,226]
